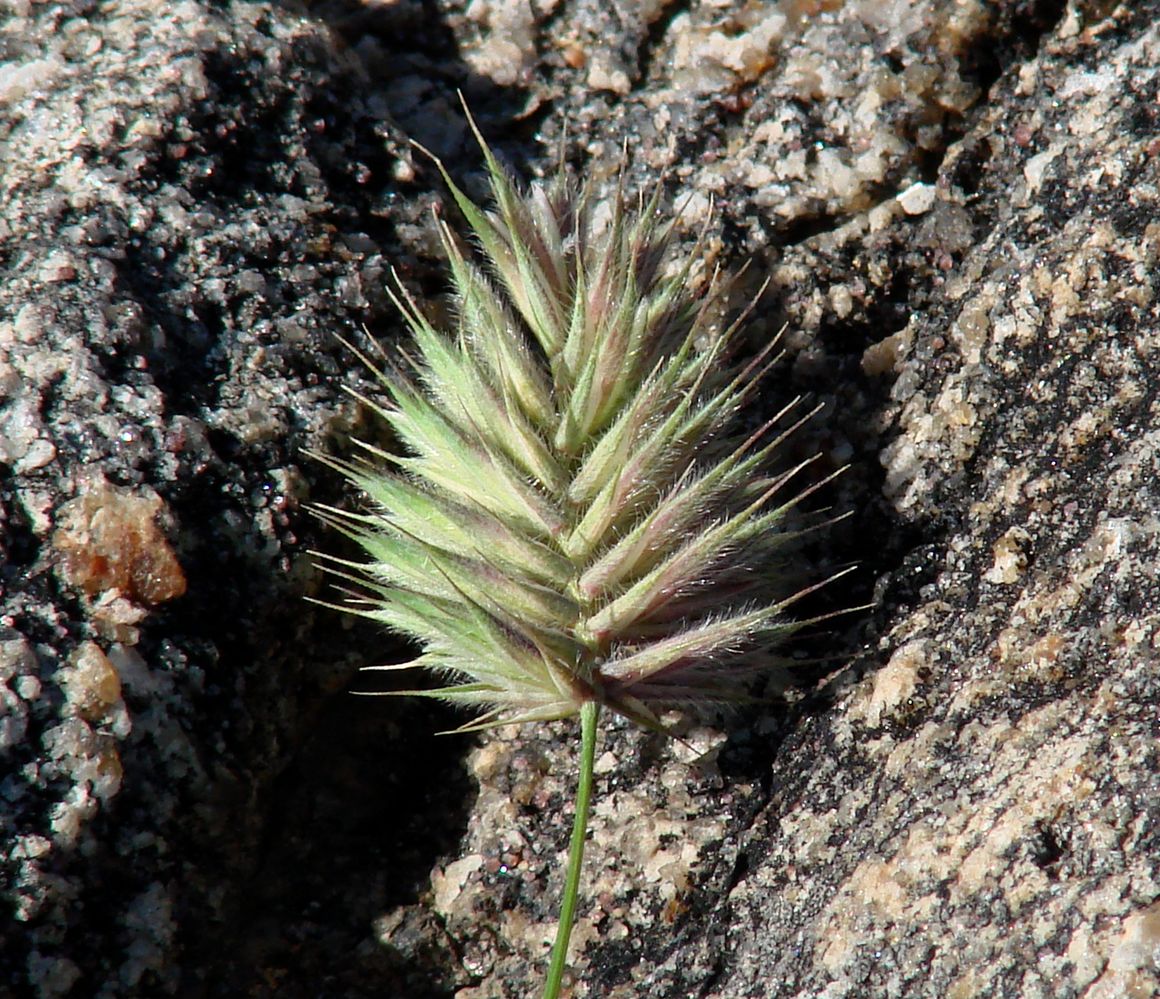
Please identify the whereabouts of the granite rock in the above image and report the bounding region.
[1,1,1156,998]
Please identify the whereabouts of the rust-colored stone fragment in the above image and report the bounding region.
[53,486,187,605]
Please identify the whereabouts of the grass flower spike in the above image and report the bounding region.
[314,108,843,998]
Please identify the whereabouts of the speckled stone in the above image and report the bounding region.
[2,1,1156,998]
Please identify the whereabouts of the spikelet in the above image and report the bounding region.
[313,115,841,736]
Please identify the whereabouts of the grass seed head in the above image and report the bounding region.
[315,117,835,735]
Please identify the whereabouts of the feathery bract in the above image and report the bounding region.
[314,121,834,736]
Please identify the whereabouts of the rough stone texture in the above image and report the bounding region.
[2,1,1157,998]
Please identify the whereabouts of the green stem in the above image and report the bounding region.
[542,699,600,999]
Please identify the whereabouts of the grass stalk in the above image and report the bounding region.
[542,699,600,999]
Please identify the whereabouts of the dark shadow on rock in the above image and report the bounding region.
[201,691,476,999]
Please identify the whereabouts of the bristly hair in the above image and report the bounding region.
[311,108,848,735]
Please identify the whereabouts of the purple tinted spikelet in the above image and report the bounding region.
[313,117,842,735]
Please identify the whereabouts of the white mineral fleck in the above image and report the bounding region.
[897,182,936,215]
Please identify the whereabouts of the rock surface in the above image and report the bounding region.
[2,1,1157,997]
